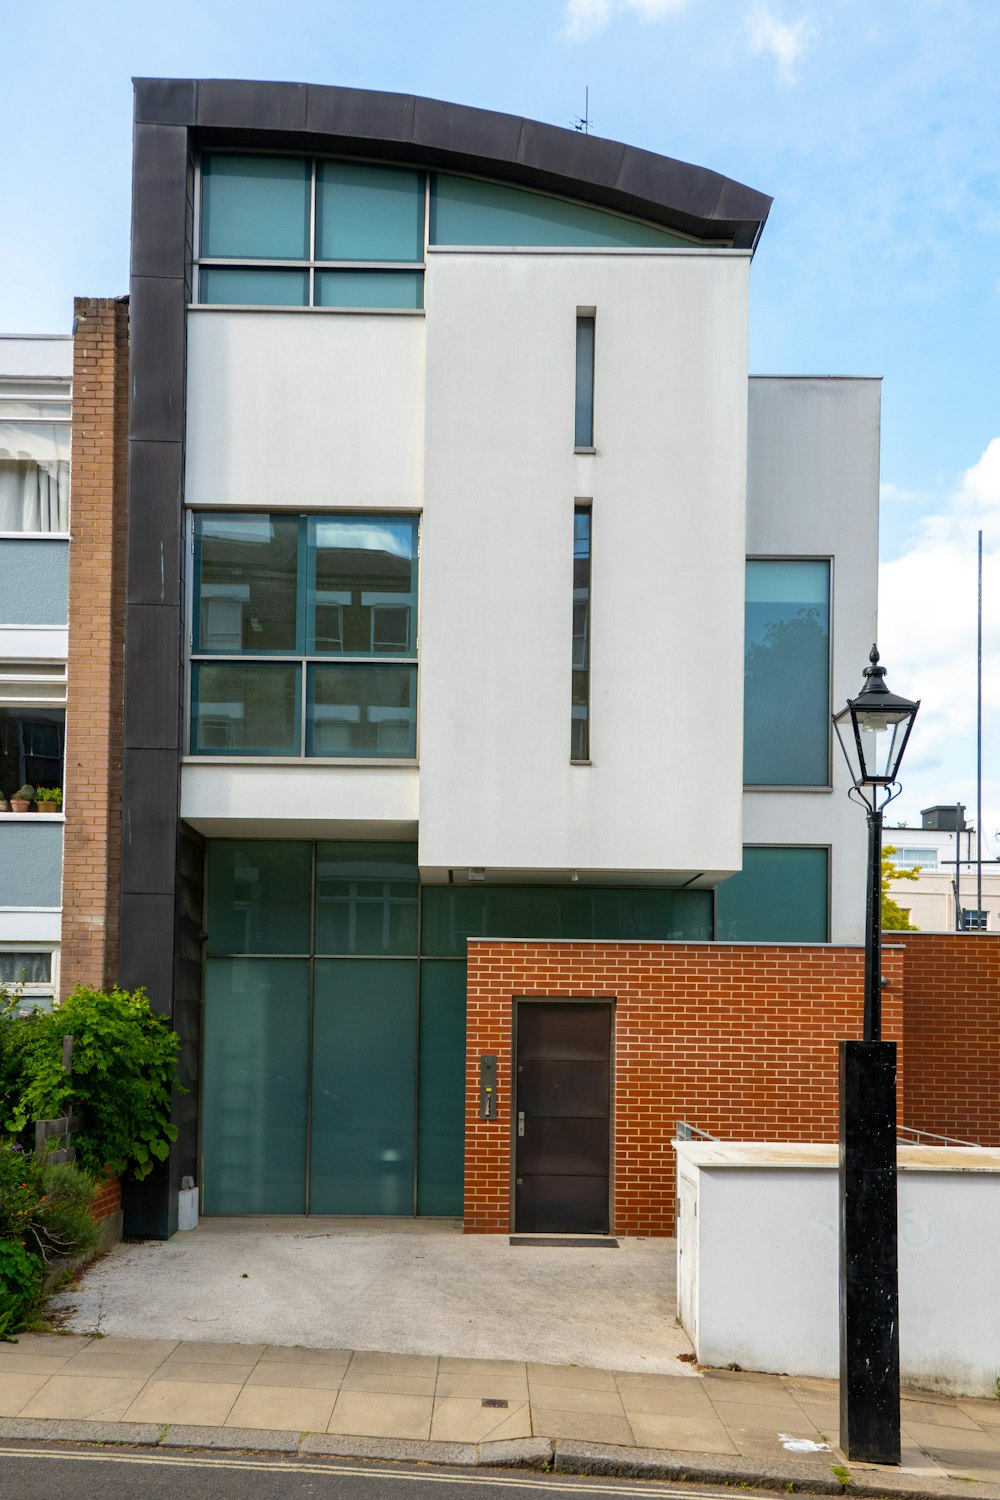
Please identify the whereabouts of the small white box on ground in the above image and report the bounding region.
[178,1178,199,1232]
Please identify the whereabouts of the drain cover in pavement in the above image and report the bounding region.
[509,1237,619,1247]
[482,1399,509,1408]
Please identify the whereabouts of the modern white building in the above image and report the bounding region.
[117,80,881,1235]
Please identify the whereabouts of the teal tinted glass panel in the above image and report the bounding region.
[417,961,467,1216]
[315,841,418,955]
[191,662,300,755]
[307,515,417,657]
[431,175,693,249]
[572,507,591,759]
[202,958,309,1214]
[206,841,312,955]
[575,318,595,447]
[315,270,423,309]
[201,154,310,259]
[194,513,301,653]
[421,886,713,957]
[715,846,829,942]
[317,163,424,261]
[309,959,418,1214]
[306,664,416,757]
[199,268,309,306]
[744,560,830,786]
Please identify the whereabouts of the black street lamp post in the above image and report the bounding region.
[832,646,919,1466]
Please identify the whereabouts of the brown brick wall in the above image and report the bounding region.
[897,931,1000,1147]
[61,297,129,995]
[91,1172,123,1223]
[464,940,905,1236]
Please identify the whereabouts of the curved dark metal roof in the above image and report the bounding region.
[133,78,772,250]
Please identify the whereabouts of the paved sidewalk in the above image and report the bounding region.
[2,1334,1000,1497]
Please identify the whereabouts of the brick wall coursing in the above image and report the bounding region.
[90,1173,122,1223]
[61,298,129,995]
[464,940,904,1236]
[897,931,1000,1147]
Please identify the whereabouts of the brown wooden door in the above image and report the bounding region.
[514,1001,611,1233]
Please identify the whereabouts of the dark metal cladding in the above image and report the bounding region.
[132,78,773,245]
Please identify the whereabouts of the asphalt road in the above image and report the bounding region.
[0,1445,743,1500]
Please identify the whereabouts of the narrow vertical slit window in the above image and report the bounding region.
[575,314,595,448]
[572,505,592,761]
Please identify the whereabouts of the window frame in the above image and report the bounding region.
[0,377,72,538]
[193,151,430,314]
[0,943,59,1009]
[185,507,421,764]
[743,554,834,792]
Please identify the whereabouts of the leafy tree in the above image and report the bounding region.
[882,845,920,931]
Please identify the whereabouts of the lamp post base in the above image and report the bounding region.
[839,1040,900,1465]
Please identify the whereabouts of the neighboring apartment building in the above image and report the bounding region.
[0,334,72,1008]
[110,79,886,1237]
[886,804,1000,932]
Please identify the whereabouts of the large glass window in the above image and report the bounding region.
[198,154,425,310]
[715,846,829,942]
[0,380,71,533]
[190,513,418,759]
[196,154,710,312]
[429,175,695,249]
[744,560,830,786]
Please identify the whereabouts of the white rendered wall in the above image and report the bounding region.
[419,249,750,882]
[184,312,425,509]
[676,1142,1000,1395]
[180,762,418,839]
[745,377,881,944]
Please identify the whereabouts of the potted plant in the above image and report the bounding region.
[35,787,62,814]
[0,797,9,813]
[10,784,36,813]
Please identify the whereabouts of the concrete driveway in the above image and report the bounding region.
[51,1219,693,1375]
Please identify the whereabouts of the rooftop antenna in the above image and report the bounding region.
[573,86,591,134]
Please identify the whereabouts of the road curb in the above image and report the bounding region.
[1,1415,999,1500]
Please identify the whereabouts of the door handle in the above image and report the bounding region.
[517,1111,525,1138]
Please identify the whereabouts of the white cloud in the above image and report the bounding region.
[745,3,815,82]
[878,438,1000,836]
[561,0,689,43]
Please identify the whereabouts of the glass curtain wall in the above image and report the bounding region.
[202,840,456,1216]
[201,840,716,1217]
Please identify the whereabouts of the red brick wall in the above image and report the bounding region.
[897,931,1000,1147]
[465,940,904,1236]
[90,1172,122,1224]
[62,297,129,994]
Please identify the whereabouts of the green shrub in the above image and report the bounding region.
[0,1238,42,1340]
[33,1163,101,1263]
[5,985,182,1181]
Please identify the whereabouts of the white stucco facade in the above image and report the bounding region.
[744,377,882,944]
[178,202,882,937]
[675,1140,1000,1396]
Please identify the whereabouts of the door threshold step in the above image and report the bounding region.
[509,1236,619,1248]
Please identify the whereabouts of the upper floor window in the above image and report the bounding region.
[190,513,418,759]
[0,379,70,533]
[891,847,938,870]
[195,154,706,312]
[0,704,65,802]
[198,155,426,311]
[744,559,830,788]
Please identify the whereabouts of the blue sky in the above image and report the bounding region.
[4,0,999,840]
